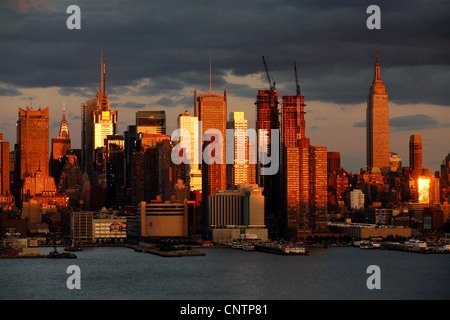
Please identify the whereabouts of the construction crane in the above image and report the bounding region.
[294,61,306,132]
[294,61,301,96]
[262,56,276,91]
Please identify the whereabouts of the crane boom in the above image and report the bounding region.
[294,61,300,96]
[262,56,275,91]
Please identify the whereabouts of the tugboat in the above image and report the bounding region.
[47,234,77,258]
[47,250,77,259]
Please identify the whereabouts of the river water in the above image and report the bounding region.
[1,246,449,300]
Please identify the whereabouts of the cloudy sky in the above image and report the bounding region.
[0,0,449,173]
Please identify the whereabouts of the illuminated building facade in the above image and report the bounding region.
[195,89,228,194]
[22,168,56,198]
[195,89,227,235]
[136,111,166,135]
[0,133,10,196]
[177,111,201,191]
[281,89,328,237]
[367,44,390,171]
[16,106,49,180]
[226,112,256,188]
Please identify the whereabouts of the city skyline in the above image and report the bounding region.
[1,2,450,304]
[0,0,449,174]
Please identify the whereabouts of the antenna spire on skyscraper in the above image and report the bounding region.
[101,50,106,95]
[374,39,381,83]
[209,55,212,93]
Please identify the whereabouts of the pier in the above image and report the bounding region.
[129,243,206,257]
[255,244,309,255]
[381,242,450,254]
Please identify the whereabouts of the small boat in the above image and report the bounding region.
[359,240,380,249]
[243,244,255,251]
[405,239,427,248]
[232,242,243,249]
[283,246,309,255]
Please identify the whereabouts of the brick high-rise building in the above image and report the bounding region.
[280,70,328,238]
[195,88,227,236]
[0,133,10,196]
[195,89,228,188]
[327,152,341,173]
[16,106,49,180]
[367,44,389,171]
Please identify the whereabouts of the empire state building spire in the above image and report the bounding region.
[370,41,386,95]
[373,40,382,83]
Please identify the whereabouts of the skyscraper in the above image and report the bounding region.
[255,88,280,237]
[195,89,227,187]
[226,112,255,188]
[177,111,202,191]
[0,133,10,196]
[367,43,389,171]
[409,134,423,173]
[82,51,118,180]
[105,134,125,208]
[195,82,227,236]
[16,106,49,180]
[280,63,328,238]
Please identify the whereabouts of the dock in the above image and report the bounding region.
[381,242,449,254]
[255,244,309,255]
[129,244,206,257]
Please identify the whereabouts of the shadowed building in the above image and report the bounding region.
[409,134,423,173]
[255,88,280,238]
[51,104,71,183]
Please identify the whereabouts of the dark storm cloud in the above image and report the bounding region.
[353,114,450,131]
[0,0,449,106]
[122,101,147,109]
[389,114,450,131]
[58,86,92,97]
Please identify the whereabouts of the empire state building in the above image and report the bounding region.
[366,44,389,171]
